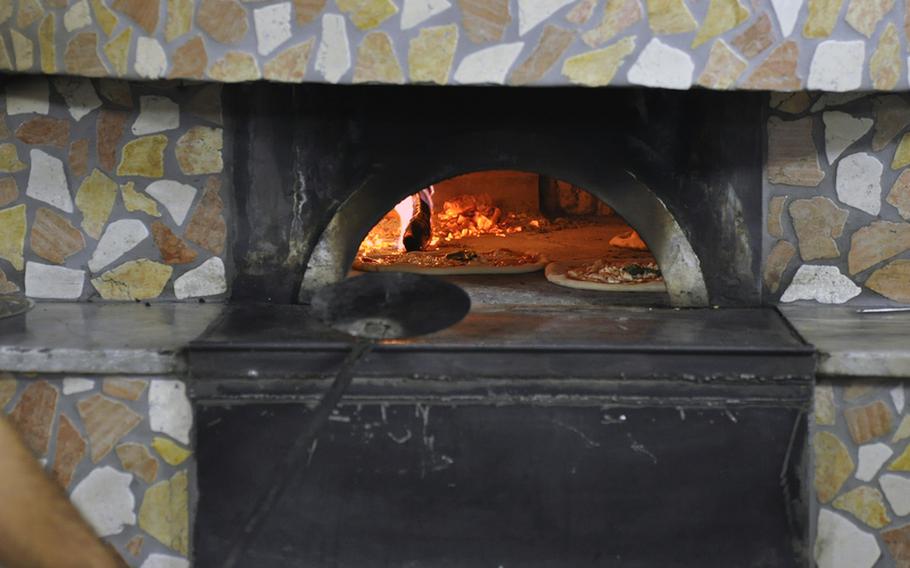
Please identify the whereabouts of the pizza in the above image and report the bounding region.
[545,259,666,292]
[353,247,548,275]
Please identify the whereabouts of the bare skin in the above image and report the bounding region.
[0,417,127,568]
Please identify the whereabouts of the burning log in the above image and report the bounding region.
[403,193,433,251]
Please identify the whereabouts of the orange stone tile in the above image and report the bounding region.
[52,413,86,489]
[459,0,511,43]
[152,221,198,265]
[509,25,574,86]
[76,393,142,463]
[30,207,86,265]
[96,109,128,173]
[8,380,59,457]
[185,176,226,255]
[116,442,159,484]
[197,0,248,44]
[64,32,108,76]
[102,378,149,401]
[741,41,801,90]
[111,0,159,33]
[168,36,207,80]
[69,138,89,177]
[15,116,71,147]
[845,400,893,445]
[731,12,774,59]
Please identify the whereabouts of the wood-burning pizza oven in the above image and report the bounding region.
[188,84,814,567]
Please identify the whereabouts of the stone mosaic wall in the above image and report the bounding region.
[0,0,905,90]
[812,380,910,568]
[0,373,194,568]
[764,92,910,306]
[0,75,229,301]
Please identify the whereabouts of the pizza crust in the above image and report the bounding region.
[544,262,667,293]
[353,252,548,275]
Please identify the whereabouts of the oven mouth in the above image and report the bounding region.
[301,169,709,309]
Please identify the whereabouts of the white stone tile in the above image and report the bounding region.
[856,442,893,482]
[132,95,180,135]
[881,474,910,515]
[88,219,150,273]
[780,265,862,304]
[518,0,574,36]
[814,509,880,568]
[836,152,883,216]
[25,262,85,300]
[174,257,227,300]
[26,149,72,213]
[893,386,905,414]
[454,42,525,85]
[400,0,451,30]
[69,466,135,537]
[140,554,190,568]
[146,180,198,226]
[135,38,168,79]
[255,2,292,56]
[823,111,873,164]
[808,41,865,92]
[52,77,102,121]
[62,377,95,395]
[770,0,802,36]
[627,38,693,90]
[63,0,92,31]
[6,77,49,115]
[149,380,193,444]
[315,13,351,84]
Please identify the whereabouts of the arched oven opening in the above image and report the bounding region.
[301,168,708,308]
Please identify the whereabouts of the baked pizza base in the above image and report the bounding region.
[544,261,667,293]
[353,249,548,275]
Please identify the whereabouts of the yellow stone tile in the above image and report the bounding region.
[561,36,636,86]
[117,135,168,178]
[263,39,314,82]
[75,169,118,239]
[581,0,642,47]
[16,0,44,29]
[121,182,161,217]
[139,470,188,555]
[0,144,26,173]
[889,444,910,471]
[152,436,192,466]
[408,24,458,85]
[691,0,750,48]
[103,27,131,76]
[893,415,910,443]
[10,29,34,71]
[91,0,119,36]
[892,133,910,170]
[815,384,836,426]
[0,0,11,24]
[38,14,55,73]
[832,486,891,529]
[845,0,894,37]
[208,51,261,82]
[353,31,404,84]
[175,126,223,175]
[646,0,697,34]
[0,36,11,71]
[814,431,853,503]
[337,0,397,30]
[803,0,843,38]
[870,23,901,91]
[165,0,193,42]
[0,204,26,271]
[91,259,173,300]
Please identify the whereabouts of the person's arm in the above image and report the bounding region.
[0,416,127,568]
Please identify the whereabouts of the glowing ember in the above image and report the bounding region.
[358,191,650,257]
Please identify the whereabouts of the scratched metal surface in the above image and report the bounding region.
[194,402,806,567]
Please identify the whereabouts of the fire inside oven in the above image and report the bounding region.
[352,170,666,298]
